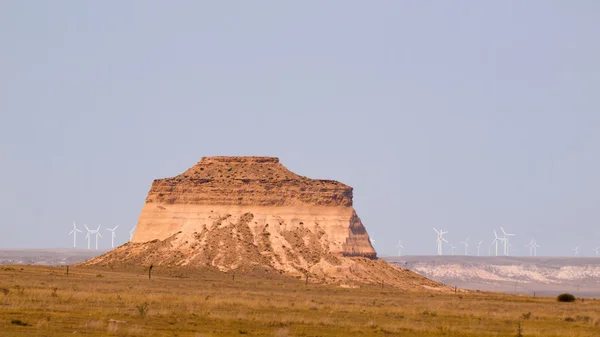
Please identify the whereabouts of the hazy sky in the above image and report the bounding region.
[1,1,599,256]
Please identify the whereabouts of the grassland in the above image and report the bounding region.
[0,265,599,336]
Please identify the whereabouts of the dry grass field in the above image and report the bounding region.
[1,265,599,336]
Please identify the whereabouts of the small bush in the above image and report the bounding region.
[0,288,9,295]
[136,302,149,317]
[565,317,576,322]
[11,319,29,326]
[576,315,592,323]
[557,293,576,302]
[516,321,523,337]
[13,285,24,295]
[521,312,531,320]
[238,330,248,334]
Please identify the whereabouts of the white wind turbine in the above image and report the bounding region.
[370,238,376,247]
[460,237,470,256]
[68,222,82,248]
[533,240,539,256]
[84,225,92,249]
[395,240,404,256]
[433,228,448,256]
[106,225,119,248]
[86,225,102,250]
[593,246,600,256]
[476,240,483,256]
[490,230,504,256]
[129,225,137,241]
[450,243,457,256]
[573,246,579,256]
[525,239,535,257]
[500,226,515,256]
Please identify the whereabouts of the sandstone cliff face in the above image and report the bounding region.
[84,156,447,290]
[133,156,375,260]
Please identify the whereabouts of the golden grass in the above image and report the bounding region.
[0,265,599,336]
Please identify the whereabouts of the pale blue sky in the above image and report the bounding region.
[1,1,599,256]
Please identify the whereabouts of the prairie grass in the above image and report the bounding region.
[0,265,599,336]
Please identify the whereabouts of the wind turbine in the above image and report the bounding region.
[370,238,376,247]
[525,239,535,257]
[86,225,102,250]
[395,240,404,256]
[593,247,600,256]
[106,225,119,248]
[450,243,457,256]
[573,246,579,256]
[68,222,82,248]
[460,237,469,255]
[476,240,483,256]
[433,228,448,256]
[500,226,515,256]
[129,225,137,241]
[84,225,92,250]
[533,239,539,257]
[490,230,504,256]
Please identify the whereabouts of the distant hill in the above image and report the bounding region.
[384,255,600,298]
[0,249,108,266]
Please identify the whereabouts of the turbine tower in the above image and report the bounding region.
[395,240,404,256]
[68,222,82,248]
[573,246,579,256]
[433,228,448,256]
[476,240,483,256]
[106,225,119,248]
[525,239,535,257]
[129,225,137,241]
[490,230,504,256]
[533,239,539,257]
[460,237,469,256]
[500,226,515,256]
[450,243,457,256]
[593,247,600,256]
[86,225,102,250]
[84,225,92,250]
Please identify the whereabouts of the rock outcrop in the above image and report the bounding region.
[84,156,447,290]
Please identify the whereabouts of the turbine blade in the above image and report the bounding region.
[84,224,90,231]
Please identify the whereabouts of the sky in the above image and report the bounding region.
[1,1,599,256]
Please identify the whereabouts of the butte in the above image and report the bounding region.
[84,156,445,289]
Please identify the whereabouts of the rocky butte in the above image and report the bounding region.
[85,156,446,289]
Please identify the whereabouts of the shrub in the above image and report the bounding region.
[521,312,531,320]
[0,288,9,295]
[11,319,29,326]
[557,293,576,302]
[136,302,149,317]
[516,321,523,337]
